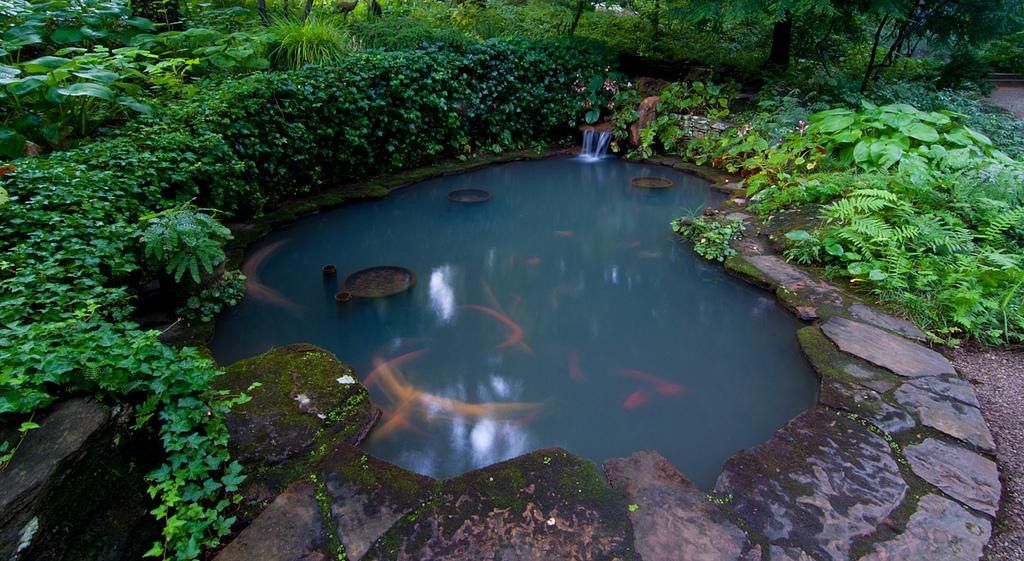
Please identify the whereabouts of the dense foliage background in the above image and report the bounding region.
[2,0,1023,558]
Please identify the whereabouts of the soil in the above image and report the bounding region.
[952,345,1024,561]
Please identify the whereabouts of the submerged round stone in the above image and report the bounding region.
[630,176,674,189]
[212,158,817,488]
[448,188,492,203]
[343,266,417,298]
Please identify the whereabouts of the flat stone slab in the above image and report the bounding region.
[364,448,637,561]
[318,444,435,561]
[796,326,900,394]
[821,317,955,378]
[847,302,926,341]
[858,494,990,561]
[770,546,814,560]
[905,375,981,409]
[604,450,750,561]
[893,383,996,452]
[213,480,328,561]
[905,439,1000,516]
[818,380,916,434]
[715,407,907,561]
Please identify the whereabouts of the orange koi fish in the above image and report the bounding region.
[623,240,642,249]
[363,349,430,391]
[618,369,687,396]
[623,389,650,411]
[241,241,302,313]
[524,257,542,266]
[461,304,526,351]
[567,351,585,383]
[554,230,575,238]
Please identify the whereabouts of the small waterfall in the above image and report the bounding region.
[580,129,611,161]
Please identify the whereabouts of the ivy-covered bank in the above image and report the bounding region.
[0,38,612,559]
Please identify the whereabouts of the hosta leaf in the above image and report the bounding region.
[51,26,84,44]
[22,56,72,73]
[0,128,26,159]
[900,122,939,143]
[117,96,152,114]
[57,82,115,101]
[72,69,120,84]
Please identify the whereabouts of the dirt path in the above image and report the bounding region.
[988,86,1024,119]
[952,346,1024,560]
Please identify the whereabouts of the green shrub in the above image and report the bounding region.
[178,270,247,323]
[672,215,744,262]
[141,204,232,284]
[982,31,1024,73]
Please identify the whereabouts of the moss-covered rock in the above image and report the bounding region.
[216,343,379,513]
[365,448,639,561]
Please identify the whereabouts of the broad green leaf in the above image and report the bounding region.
[852,140,870,163]
[8,77,47,96]
[0,128,26,159]
[117,96,152,114]
[944,127,974,146]
[847,262,870,276]
[900,122,939,143]
[815,114,855,133]
[72,69,120,84]
[125,17,156,30]
[80,26,109,40]
[786,230,812,241]
[868,269,888,281]
[877,141,904,169]
[963,127,992,147]
[825,243,844,257]
[22,56,72,74]
[57,82,115,101]
[51,26,84,44]
[3,25,43,48]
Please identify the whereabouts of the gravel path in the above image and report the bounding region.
[988,86,1024,119]
[952,346,1024,561]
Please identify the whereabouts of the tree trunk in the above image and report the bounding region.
[131,0,181,29]
[302,0,315,21]
[568,0,585,35]
[766,14,793,68]
[258,0,268,24]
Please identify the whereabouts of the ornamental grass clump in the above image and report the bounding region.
[268,15,352,70]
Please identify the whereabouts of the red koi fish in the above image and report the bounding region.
[623,240,641,249]
[554,230,575,238]
[623,389,650,411]
[524,257,542,266]
[363,348,430,389]
[567,351,585,383]
[461,304,526,351]
[618,369,687,396]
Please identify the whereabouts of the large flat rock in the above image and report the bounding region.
[818,380,916,435]
[364,448,637,561]
[821,317,955,378]
[213,480,328,561]
[893,383,996,452]
[604,450,751,561]
[904,439,1000,517]
[318,444,435,561]
[858,494,990,561]
[714,407,907,561]
[0,398,109,559]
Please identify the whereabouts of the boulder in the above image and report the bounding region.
[0,398,160,561]
[213,480,330,561]
[216,343,380,507]
[628,96,661,146]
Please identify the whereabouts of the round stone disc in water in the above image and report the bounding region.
[343,266,416,298]
[448,189,492,203]
[630,177,674,189]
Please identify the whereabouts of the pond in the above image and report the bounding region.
[211,157,818,488]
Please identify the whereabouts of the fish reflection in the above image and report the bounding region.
[567,351,585,383]
[241,241,301,313]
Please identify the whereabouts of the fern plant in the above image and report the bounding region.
[140,204,232,285]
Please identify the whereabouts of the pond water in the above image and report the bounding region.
[211,157,818,488]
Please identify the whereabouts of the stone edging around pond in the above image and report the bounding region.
[208,154,1000,561]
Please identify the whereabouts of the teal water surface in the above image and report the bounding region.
[211,157,817,488]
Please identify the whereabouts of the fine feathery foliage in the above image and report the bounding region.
[267,14,352,69]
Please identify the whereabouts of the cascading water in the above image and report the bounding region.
[579,129,611,161]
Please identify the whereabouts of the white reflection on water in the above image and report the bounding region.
[429,265,456,323]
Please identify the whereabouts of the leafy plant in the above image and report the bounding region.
[140,204,232,284]
[672,214,745,262]
[574,69,626,124]
[177,270,246,323]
